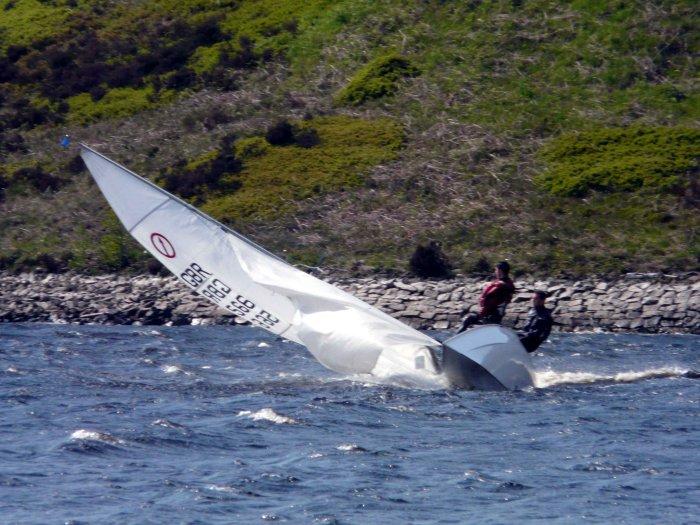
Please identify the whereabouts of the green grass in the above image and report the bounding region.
[67,87,176,124]
[0,0,72,50]
[335,52,419,106]
[187,0,336,73]
[537,126,700,196]
[0,0,698,276]
[202,116,404,223]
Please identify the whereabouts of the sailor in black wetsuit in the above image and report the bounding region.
[518,291,553,353]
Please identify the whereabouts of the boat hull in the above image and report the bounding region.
[441,325,535,391]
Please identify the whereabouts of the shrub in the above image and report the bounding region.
[264,120,320,147]
[3,96,62,129]
[0,57,17,82]
[295,127,320,148]
[163,67,196,90]
[159,135,242,199]
[0,132,26,156]
[200,66,238,91]
[89,85,106,102]
[10,165,66,193]
[6,44,28,62]
[219,36,258,69]
[409,241,453,279]
[537,126,700,197]
[265,119,295,145]
[235,136,269,159]
[64,155,84,174]
[335,53,419,106]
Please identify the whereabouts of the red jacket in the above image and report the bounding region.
[478,278,515,317]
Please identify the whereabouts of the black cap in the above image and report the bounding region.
[496,260,510,273]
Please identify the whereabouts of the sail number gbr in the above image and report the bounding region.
[179,262,280,330]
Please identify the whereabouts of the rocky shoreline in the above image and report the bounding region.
[1,272,698,334]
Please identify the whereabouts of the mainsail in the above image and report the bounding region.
[80,144,440,379]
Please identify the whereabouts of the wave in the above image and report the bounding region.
[70,429,125,445]
[336,443,367,452]
[534,366,692,388]
[347,370,449,391]
[160,364,193,376]
[237,408,297,424]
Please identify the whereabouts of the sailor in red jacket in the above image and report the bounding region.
[458,261,515,332]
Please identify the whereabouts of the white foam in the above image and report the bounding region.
[208,484,235,493]
[277,372,302,378]
[336,443,365,452]
[161,364,191,375]
[70,429,124,445]
[237,408,297,424]
[369,348,448,390]
[257,342,270,348]
[535,367,689,388]
[6,366,18,373]
[152,418,187,431]
[388,405,414,413]
[348,371,448,391]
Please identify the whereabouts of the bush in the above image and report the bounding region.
[264,120,321,148]
[10,165,66,193]
[200,66,238,91]
[409,241,453,279]
[335,53,419,106]
[295,127,320,148]
[6,44,28,62]
[159,135,242,199]
[2,96,62,129]
[0,132,27,156]
[219,36,258,69]
[89,85,106,102]
[265,119,295,145]
[64,155,84,174]
[163,67,196,90]
[537,126,700,197]
[235,136,269,159]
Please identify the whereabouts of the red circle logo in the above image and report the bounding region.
[150,233,176,258]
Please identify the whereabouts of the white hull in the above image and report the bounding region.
[441,326,535,390]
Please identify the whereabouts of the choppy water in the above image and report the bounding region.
[1,323,698,524]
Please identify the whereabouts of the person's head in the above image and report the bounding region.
[532,290,548,307]
[495,260,510,279]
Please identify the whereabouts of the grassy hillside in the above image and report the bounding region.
[0,0,698,277]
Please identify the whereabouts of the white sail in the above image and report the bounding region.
[80,144,440,378]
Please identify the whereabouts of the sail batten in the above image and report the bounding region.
[128,199,170,234]
[80,144,440,379]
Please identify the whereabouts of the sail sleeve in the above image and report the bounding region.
[80,145,440,377]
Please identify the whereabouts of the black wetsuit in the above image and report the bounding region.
[518,306,553,353]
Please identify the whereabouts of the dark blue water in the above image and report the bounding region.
[1,324,698,524]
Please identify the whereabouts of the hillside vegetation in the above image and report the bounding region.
[0,0,698,277]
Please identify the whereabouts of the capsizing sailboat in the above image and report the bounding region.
[80,144,534,390]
